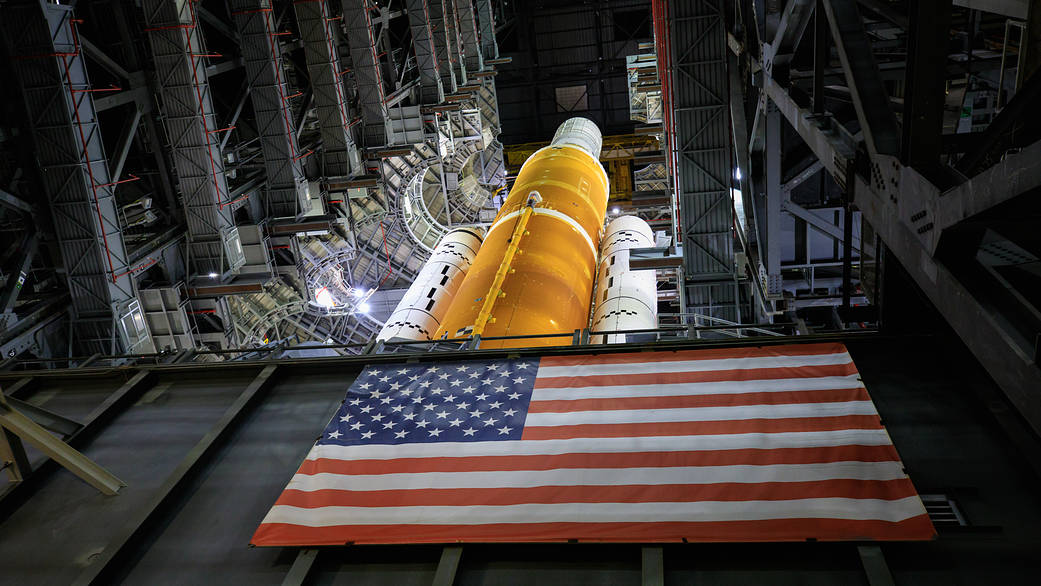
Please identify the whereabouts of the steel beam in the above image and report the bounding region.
[782,201,862,252]
[3,1,138,354]
[72,365,278,586]
[0,188,34,215]
[762,58,1041,438]
[857,545,896,586]
[938,138,1041,235]
[901,0,952,169]
[4,396,82,438]
[821,0,901,156]
[80,37,132,82]
[406,0,446,104]
[764,105,783,297]
[431,545,463,586]
[282,549,319,586]
[955,70,1041,177]
[951,0,1029,18]
[783,160,824,193]
[231,0,310,220]
[768,0,815,80]
[0,397,124,496]
[0,427,30,482]
[641,546,665,586]
[110,106,142,182]
[0,232,38,314]
[342,0,389,147]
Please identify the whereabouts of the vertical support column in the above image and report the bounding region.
[342,0,389,147]
[857,545,896,586]
[668,0,736,318]
[475,0,499,61]
[231,0,311,220]
[405,0,445,104]
[821,0,900,156]
[641,546,664,586]
[764,103,783,298]
[142,0,241,278]
[295,0,360,179]
[901,0,952,169]
[432,545,463,586]
[444,0,468,86]
[454,0,484,73]
[428,0,458,93]
[3,1,138,354]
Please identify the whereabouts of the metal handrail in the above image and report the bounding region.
[2,324,875,369]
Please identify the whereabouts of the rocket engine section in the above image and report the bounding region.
[376,227,484,342]
[435,118,610,348]
[591,215,658,343]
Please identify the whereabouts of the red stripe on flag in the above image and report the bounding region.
[528,388,870,413]
[521,415,883,440]
[539,343,849,367]
[533,363,858,389]
[251,516,936,546]
[298,444,902,476]
[273,479,920,509]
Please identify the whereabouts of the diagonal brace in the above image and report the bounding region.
[0,395,124,495]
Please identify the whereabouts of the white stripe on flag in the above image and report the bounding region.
[530,375,864,400]
[304,429,895,461]
[524,401,878,427]
[286,461,909,491]
[261,496,928,526]
[535,352,853,378]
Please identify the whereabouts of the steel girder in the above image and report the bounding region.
[667,1,735,283]
[748,24,1041,437]
[475,0,499,61]
[3,2,138,354]
[405,0,446,104]
[341,0,389,147]
[454,0,484,73]
[294,0,360,179]
[428,0,459,93]
[142,0,240,278]
[231,0,310,220]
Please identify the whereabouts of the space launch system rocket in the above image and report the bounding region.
[377,117,656,349]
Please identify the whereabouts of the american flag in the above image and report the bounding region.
[252,342,934,545]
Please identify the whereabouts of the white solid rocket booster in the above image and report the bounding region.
[376,227,484,342]
[591,215,658,343]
